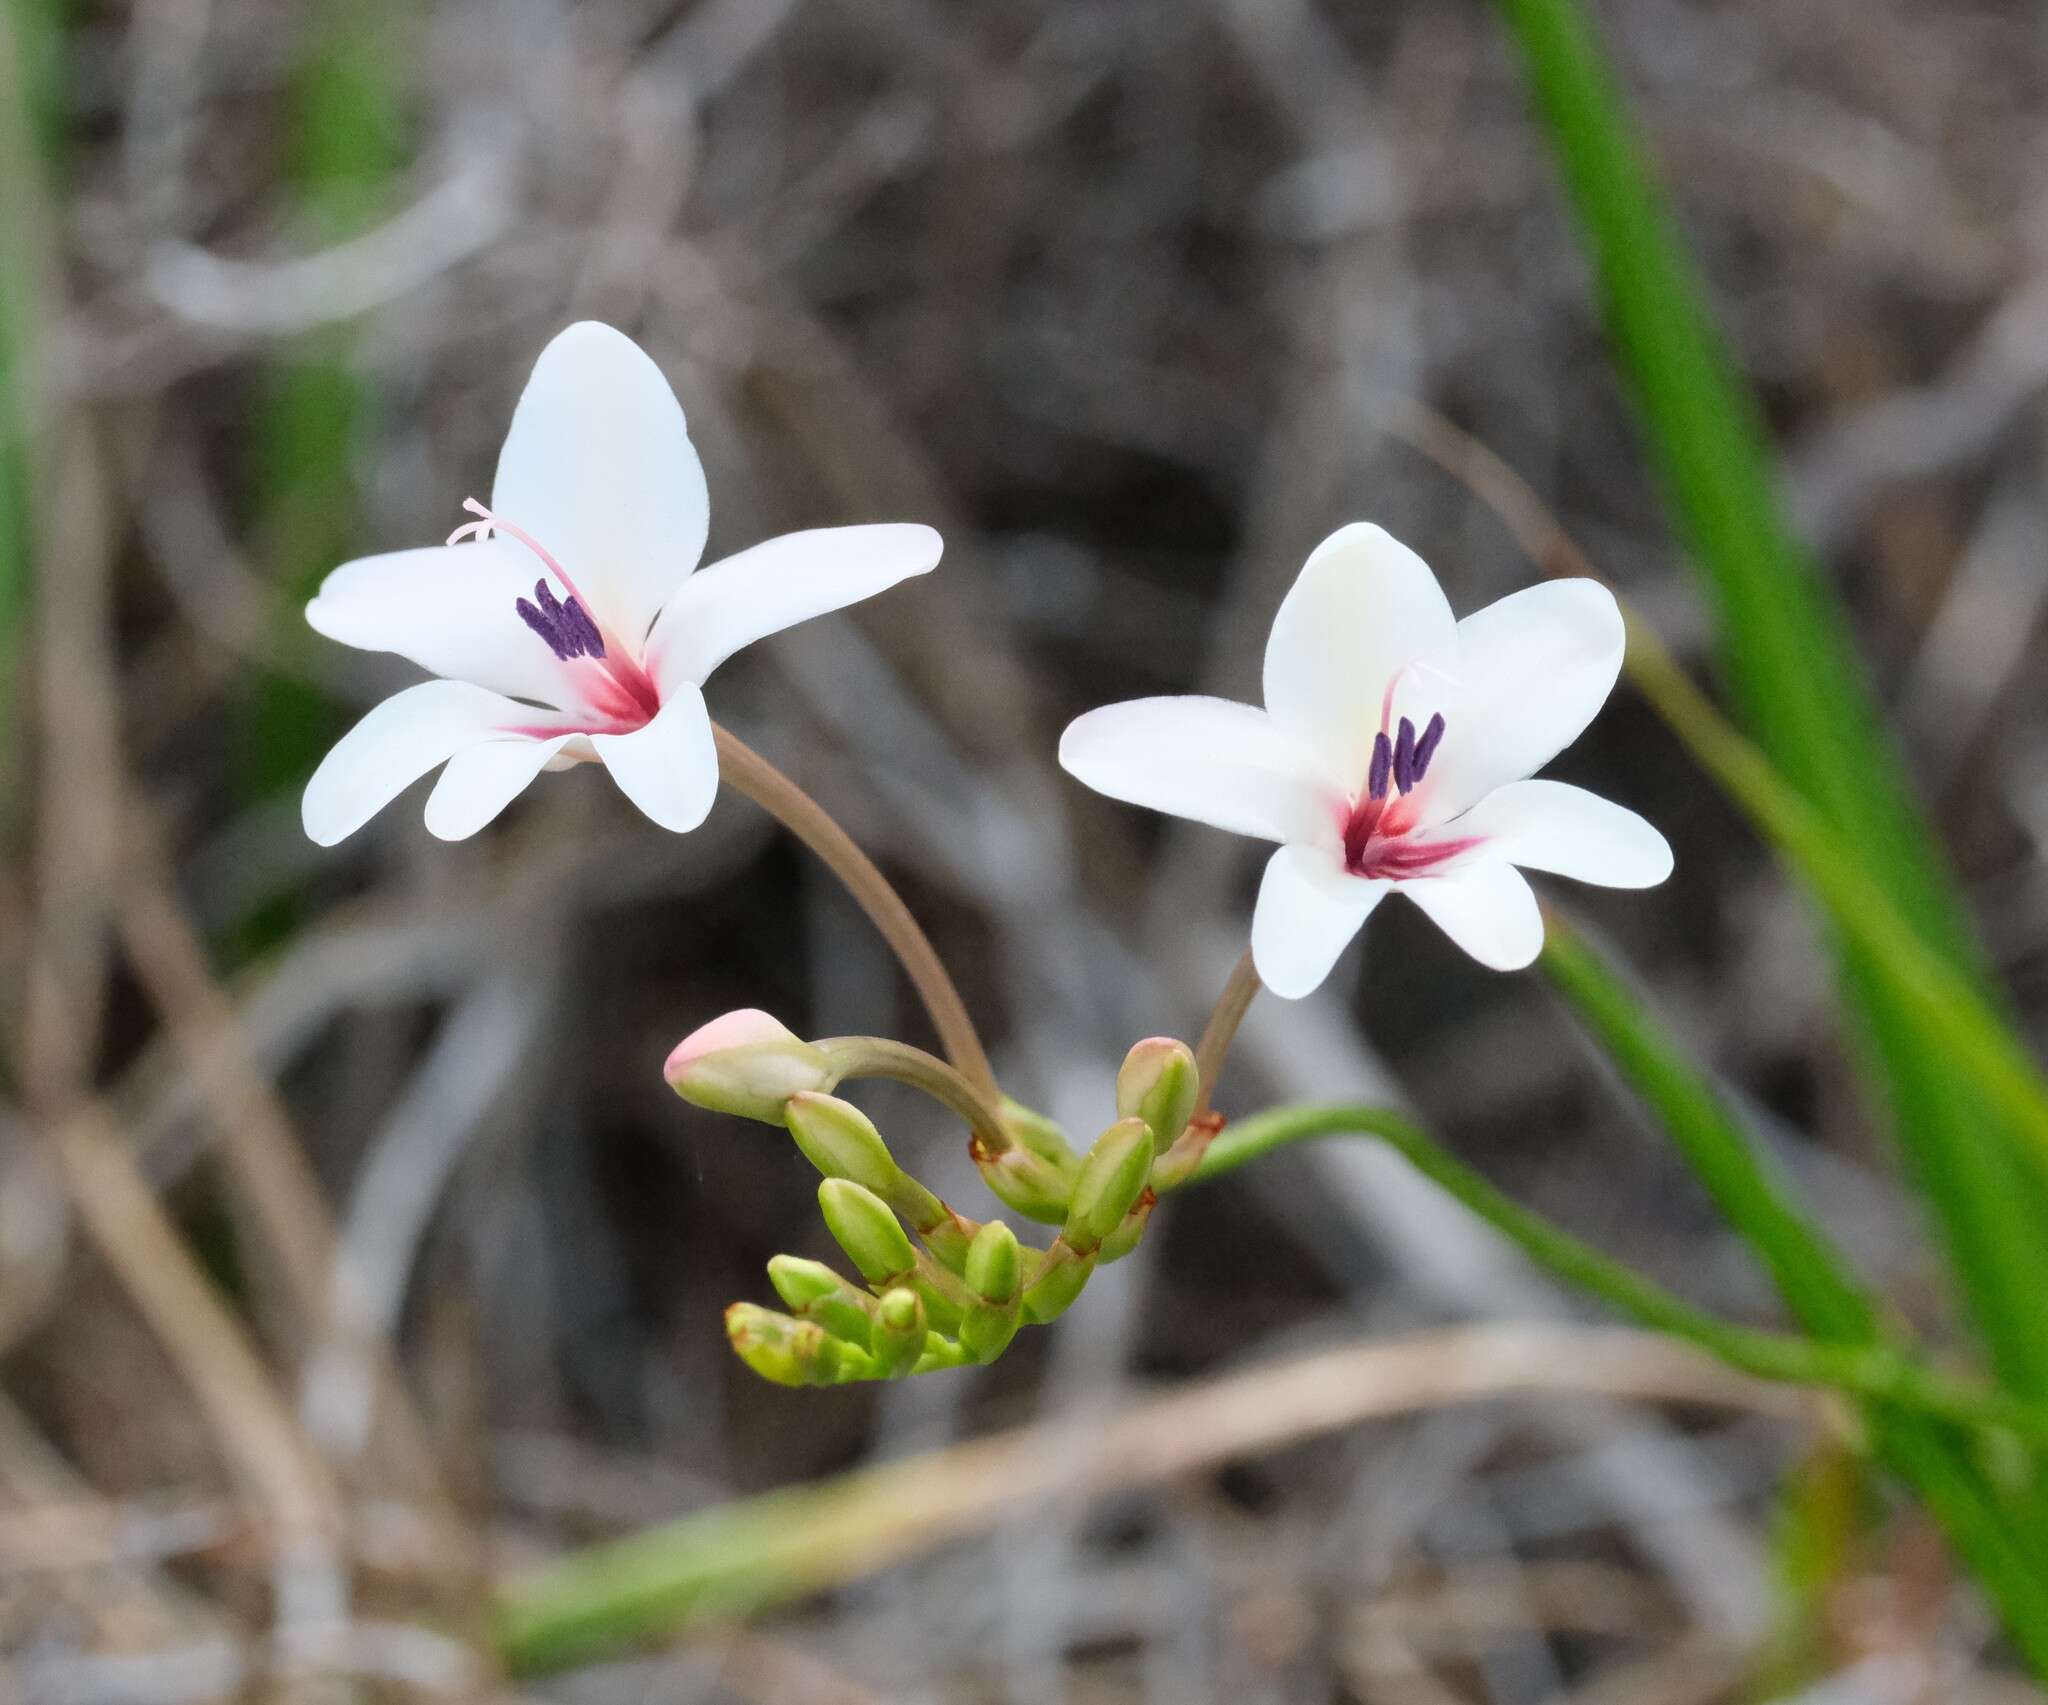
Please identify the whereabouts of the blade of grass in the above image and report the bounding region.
[1189,1108,2048,1443]
[232,4,406,961]
[1539,910,1878,1340]
[1489,0,2048,1402]
[0,0,64,831]
[1191,1105,2048,1668]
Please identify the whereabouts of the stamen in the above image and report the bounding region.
[562,596,606,659]
[1367,731,1393,801]
[516,596,572,661]
[1412,712,1446,781]
[1393,717,1418,794]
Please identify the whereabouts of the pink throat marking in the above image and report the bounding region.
[1339,670,1471,879]
[449,498,662,727]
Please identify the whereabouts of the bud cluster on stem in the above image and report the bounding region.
[672,1017,1218,1384]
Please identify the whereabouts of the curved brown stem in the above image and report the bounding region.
[713,723,996,1095]
[1194,948,1262,1116]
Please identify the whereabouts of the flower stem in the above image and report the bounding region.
[815,1035,1011,1152]
[713,723,995,1095]
[1193,948,1261,1115]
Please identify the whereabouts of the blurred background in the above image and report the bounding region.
[6,0,2048,1699]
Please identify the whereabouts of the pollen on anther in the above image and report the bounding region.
[1393,717,1418,794]
[1367,731,1393,801]
[1412,711,1446,782]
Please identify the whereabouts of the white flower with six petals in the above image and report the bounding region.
[1059,524,1671,997]
[301,321,940,844]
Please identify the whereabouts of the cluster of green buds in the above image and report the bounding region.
[664,1012,1223,1385]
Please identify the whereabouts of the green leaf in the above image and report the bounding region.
[1490,0,2048,1411]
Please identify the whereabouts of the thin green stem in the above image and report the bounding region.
[714,724,995,1095]
[1192,1105,2048,1445]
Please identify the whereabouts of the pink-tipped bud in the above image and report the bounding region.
[1115,1036,1199,1153]
[664,1009,833,1123]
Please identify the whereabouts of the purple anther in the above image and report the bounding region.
[1393,716,1418,794]
[1411,712,1445,781]
[562,595,606,659]
[514,577,606,663]
[1367,730,1393,800]
[516,596,573,661]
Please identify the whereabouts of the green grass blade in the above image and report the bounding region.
[1193,1104,2048,1666]
[1539,912,1877,1340]
[1490,0,2048,1399]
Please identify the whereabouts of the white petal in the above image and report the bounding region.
[589,683,719,832]
[647,524,941,690]
[1421,580,1624,822]
[491,321,709,644]
[1059,697,1340,846]
[423,734,578,841]
[1263,524,1458,787]
[302,680,528,847]
[1251,843,1390,999]
[1443,779,1671,888]
[307,537,576,707]
[1400,859,1544,971]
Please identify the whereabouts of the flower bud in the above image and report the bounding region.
[959,1298,1019,1364]
[1020,1240,1094,1324]
[724,1303,868,1387]
[869,1287,926,1378]
[1000,1098,1080,1171]
[963,1220,1022,1305]
[784,1093,903,1197]
[1064,1117,1155,1254]
[818,1179,916,1285]
[1116,1038,1199,1153]
[1095,1191,1155,1264]
[766,1254,875,1349]
[665,1009,832,1123]
[971,1139,1072,1224]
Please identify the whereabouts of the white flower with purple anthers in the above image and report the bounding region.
[1059,524,1670,997]
[300,321,940,844]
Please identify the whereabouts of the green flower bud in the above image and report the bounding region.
[1064,1118,1155,1254]
[785,1093,904,1197]
[766,1255,875,1348]
[869,1287,926,1377]
[972,1139,1072,1224]
[959,1298,1020,1364]
[724,1303,872,1387]
[1116,1037,1199,1153]
[963,1220,1022,1305]
[818,1179,915,1285]
[1020,1240,1094,1324]
[1000,1097,1080,1171]
[1095,1192,1155,1264]
[907,1251,972,1334]
[665,1011,833,1124]
[912,1336,974,1374]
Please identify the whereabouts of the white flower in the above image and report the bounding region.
[1059,524,1670,997]
[301,321,940,844]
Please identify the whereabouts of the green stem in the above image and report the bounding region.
[1192,1106,2048,1446]
[816,1035,1011,1152]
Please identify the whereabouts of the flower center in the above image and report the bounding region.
[1342,710,1462,877]
[448,498,662,724]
